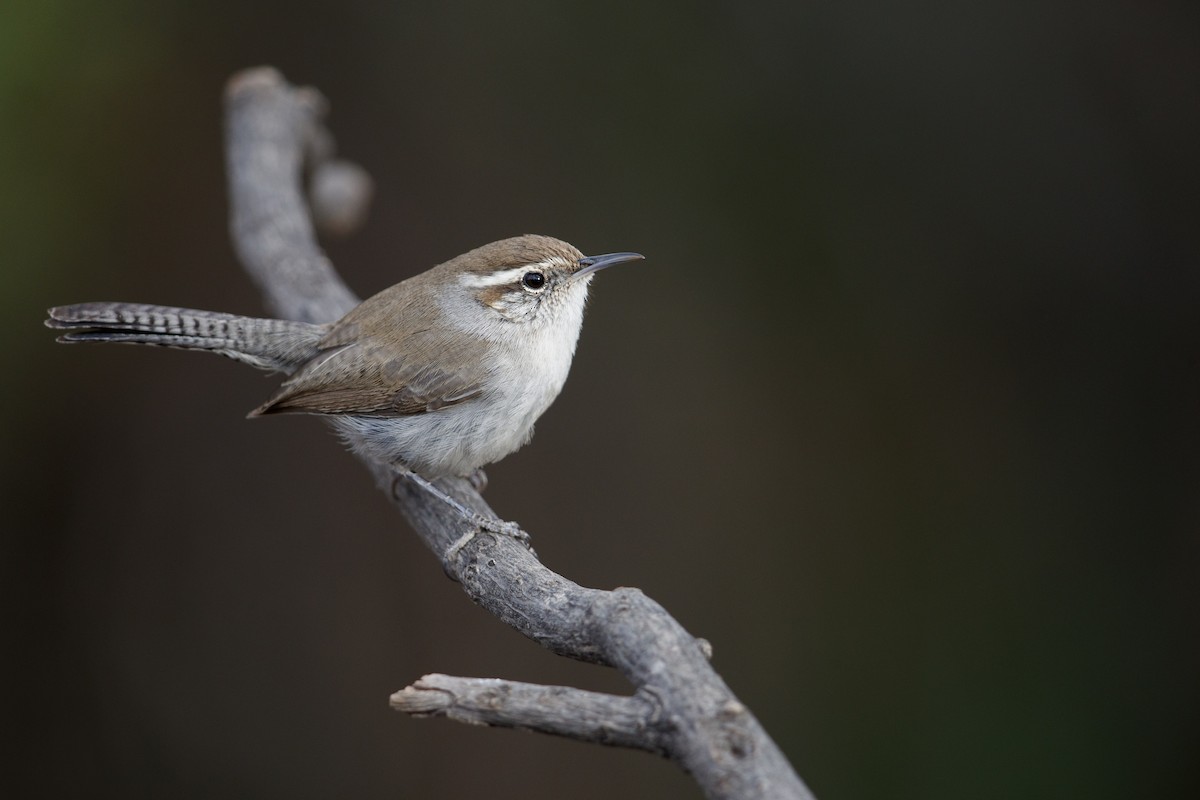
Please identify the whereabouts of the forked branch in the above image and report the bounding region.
[223,66,814,800]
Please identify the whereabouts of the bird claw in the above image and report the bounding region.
[476,515,531,546]
[444,516,533,564]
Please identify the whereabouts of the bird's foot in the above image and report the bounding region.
[443,516,533,564]
[391,466,532,550]
[474,515,530,545]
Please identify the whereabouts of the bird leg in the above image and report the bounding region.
[390,466,531,548]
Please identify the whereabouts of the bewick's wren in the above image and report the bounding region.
[47,235,642,526]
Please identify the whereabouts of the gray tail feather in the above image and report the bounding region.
[46,302,326,374]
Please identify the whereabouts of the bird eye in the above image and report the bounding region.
[521,271,546,291]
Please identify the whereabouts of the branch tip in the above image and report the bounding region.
[390,682,453,716]
[224,66,286,98]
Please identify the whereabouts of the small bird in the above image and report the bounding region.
[47,235,642,523]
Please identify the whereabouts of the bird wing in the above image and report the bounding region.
[250,326,487,418]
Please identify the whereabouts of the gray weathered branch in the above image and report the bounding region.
[223,66,815,800]
[391,674,666,753]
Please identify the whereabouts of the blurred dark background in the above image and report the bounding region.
[4,1,1198,797]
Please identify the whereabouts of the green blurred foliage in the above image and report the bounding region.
[4,1,1198,798]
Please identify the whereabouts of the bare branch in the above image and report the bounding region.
[391,674,667,754]
[222,66,816,800]
[223,67,359,322]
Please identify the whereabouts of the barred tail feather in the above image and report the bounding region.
[46,302,326,374]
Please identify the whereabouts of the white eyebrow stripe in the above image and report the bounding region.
[457,257,565,289]
[459,267,527,288]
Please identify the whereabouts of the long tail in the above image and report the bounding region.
[46,302,327,374]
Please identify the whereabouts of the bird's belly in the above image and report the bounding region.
[330,326,574,478]
[331,389,549,478]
